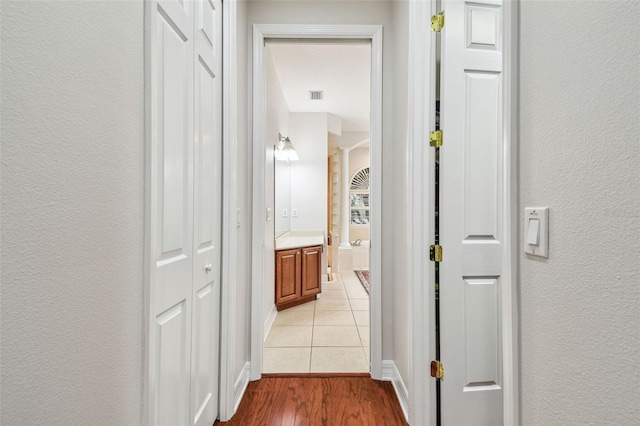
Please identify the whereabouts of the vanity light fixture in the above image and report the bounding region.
[275,133,299,161]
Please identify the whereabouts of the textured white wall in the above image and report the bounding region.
[289,113,328,232]
[340,130,370,148]
[519,1,639,424]
[0,1,144,425]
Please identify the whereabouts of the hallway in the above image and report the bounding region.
[215,376,407,425]
[2,1,638,425]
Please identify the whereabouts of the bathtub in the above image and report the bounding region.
[351,240,370,270]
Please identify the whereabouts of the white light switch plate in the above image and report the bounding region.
[524,207,549,258]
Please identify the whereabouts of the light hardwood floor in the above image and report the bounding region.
[263,271,370,373]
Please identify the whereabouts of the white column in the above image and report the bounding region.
[339,147,351,247]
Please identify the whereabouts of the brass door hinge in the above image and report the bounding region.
[429,130,443,148]
[430,360,444,380]
[431,13,444,32]
[429,245,443,262]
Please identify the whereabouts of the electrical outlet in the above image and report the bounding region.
[292,209,298,218]
[283,209,288,218]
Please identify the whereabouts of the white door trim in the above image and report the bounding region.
[219,0,238,421]
[250,24,383,381]
[407,1,435,424]
[406,1,519,424]
[502,1,520,423]
[142,5,153,424]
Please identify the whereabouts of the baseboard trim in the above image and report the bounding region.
[233,362,251,413]
[263,304,277,341]
[381,360,409,423]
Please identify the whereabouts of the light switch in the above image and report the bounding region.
[266,208,272,221]
[527,218,539,245]
[524,207,549,258]
[282,209,288,218]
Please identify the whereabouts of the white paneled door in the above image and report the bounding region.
[147,0,222,425]
[191,0,222,425]
[440,0,506,424]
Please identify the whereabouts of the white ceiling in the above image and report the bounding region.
[267,41,371,132]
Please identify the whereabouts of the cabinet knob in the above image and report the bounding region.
[205,264,212,272]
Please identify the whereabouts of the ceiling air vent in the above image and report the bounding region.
[309,90,324,100]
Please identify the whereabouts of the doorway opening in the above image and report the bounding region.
[250,24,383,381]
[265,40,372,374]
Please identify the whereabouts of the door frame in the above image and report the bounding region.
[502,2,520,423]
[250,24,383,380]
[219,0,238,421]
[406,1,519,424]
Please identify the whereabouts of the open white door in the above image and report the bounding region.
[440,0,507,424]
[146,0,222,424]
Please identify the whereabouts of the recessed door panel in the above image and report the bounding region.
[191,282,219,425]
[199,0,217,49]
[194,57,217,255]
[156,6,192,260]
[464,278,501,389]
[463,71,501,240]
[301,246,322,297]
[466,4,500,49]
[276,250,300,304]
[155,301,189,425]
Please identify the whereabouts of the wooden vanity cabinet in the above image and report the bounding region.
[275,245,322,310]
[275,248,300,306]
[300,246,322,297]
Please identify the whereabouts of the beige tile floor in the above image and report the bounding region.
[263,271,370,373]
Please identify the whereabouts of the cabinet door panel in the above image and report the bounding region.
[276,249,301,304]
[301,246,322,297]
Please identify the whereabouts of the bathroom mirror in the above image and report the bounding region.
[274,157,291,238]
